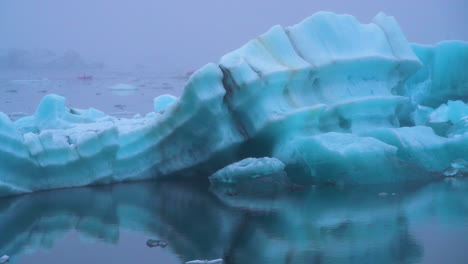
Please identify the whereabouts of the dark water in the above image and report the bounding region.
[0,177,466,264]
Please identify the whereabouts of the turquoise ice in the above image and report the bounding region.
[0,12,467,196]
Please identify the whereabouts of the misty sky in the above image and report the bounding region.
[1,0,467,74]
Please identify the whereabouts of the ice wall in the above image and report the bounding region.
[0,12,467,196]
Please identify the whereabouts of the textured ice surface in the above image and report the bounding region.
[0,12,467,197]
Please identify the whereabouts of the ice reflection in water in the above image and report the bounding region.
[0,178,466,264]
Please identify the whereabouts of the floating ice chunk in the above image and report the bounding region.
[186,259,223,264]
[209,157,285,184]
[209,157,291,197]
[108,83,137,95]
[108,83,136,90]
[153,94,178,113]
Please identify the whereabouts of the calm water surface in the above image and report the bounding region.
[0,177,466,264]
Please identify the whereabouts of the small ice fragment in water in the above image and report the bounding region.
[186,259,223,264]
[0,255,9,264]
[109,83,136,90]
[108,83,137,96]
[146,239,168,248]
[391,193,396,196]
[378,192,388,197]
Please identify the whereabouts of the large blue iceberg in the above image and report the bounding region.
[0,12,467,196]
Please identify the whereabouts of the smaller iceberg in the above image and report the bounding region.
[209,157,291,197]
[209,157,285,184]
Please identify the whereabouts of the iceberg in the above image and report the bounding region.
[0,11,467,197]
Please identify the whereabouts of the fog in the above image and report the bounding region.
[1,0,467,74]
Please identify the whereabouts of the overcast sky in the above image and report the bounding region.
[1,0,466,73]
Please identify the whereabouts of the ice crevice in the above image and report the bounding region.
[0,11,467,197]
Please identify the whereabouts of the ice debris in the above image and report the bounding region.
[0,12,467,197]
